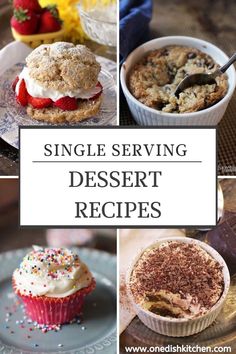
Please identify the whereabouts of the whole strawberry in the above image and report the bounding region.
[13,0,42,13]
[11,8,39,35]
[38,5,62,34]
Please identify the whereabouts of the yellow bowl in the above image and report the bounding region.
[11,28,65,49]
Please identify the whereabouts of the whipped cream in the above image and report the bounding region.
[15,67,101,101]
[13,246,93,298]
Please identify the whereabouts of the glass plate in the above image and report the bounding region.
[0,56,117,149]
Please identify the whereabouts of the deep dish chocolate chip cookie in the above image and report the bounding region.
[128,45,228,113]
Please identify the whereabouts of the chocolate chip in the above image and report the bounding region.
[161,48,169,56]
[164,85,171,93]
[188,52,196,59]
[156,102,165,110]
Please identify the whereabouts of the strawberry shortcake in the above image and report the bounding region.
[13,42,103,123]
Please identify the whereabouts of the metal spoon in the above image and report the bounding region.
[175,52,236,97]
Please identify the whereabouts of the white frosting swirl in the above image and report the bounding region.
[13,246,93,298]
[15,67,101,101]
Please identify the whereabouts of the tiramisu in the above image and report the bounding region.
[129,241,224,319]
[128,45,228,113]
[13,42,103,123]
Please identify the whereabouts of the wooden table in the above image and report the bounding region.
[120,0,236,176]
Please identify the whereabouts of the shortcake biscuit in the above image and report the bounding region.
[27,96,102,123]
[26,42,101,92]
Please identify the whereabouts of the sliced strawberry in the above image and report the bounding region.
[28,95,53,109]
[54,96,78,111]
[12,76,19,91]
[89,82,103,100]
[16,79,28,106]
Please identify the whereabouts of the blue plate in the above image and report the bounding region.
[0,248,117,353]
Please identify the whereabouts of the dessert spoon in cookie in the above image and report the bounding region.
[175,52,236,97]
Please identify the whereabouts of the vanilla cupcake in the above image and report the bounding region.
[13,42,103,123]
[12,246,96,325]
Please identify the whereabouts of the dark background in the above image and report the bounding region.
[0,179,116,253]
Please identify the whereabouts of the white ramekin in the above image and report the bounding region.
[126,237,230,337]
[120,36,236,126]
